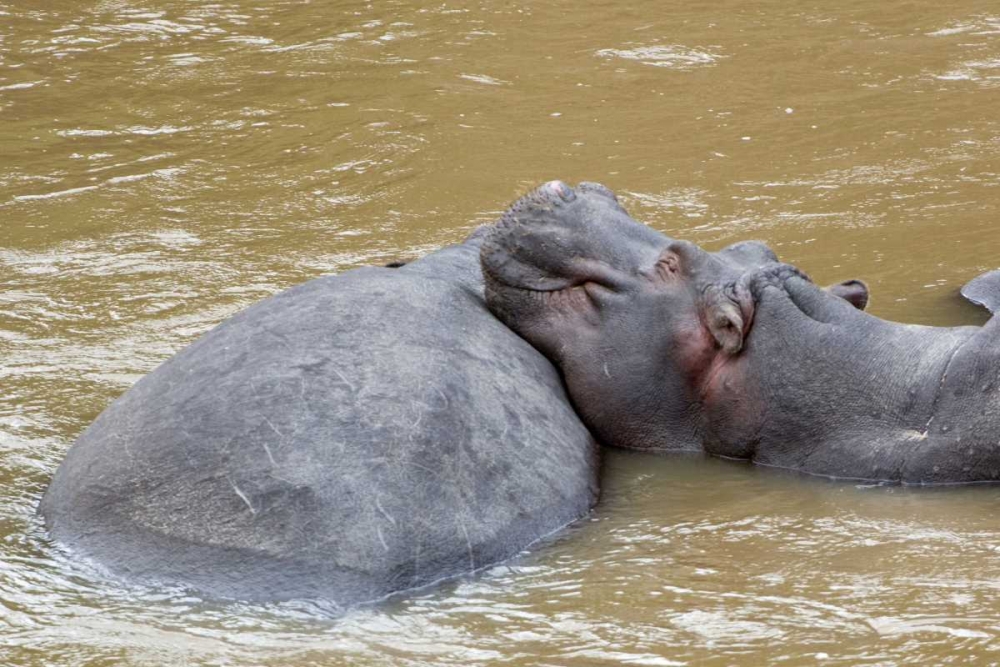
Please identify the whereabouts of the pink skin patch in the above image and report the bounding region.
[671,319,719,391]
[544,180,575,201]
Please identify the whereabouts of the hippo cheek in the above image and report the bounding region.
[670,318,722,385]
[699,357,762,460]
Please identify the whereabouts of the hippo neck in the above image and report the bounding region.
[398,226,489,297]
[703,303,996,481]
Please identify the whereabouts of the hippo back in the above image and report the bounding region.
[40,233,598,605]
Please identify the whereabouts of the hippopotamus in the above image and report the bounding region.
[40,227,599,605]
[481,180,1000,485]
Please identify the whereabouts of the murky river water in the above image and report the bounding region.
[2,1,1000,664]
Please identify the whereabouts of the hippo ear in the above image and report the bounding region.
[825,279,869,311]
[667,240,748,355]
[707,301,745,355]
[961,269,1000,314]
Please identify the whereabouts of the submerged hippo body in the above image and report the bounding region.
[41,229,598,605]
[482,181,1000,485]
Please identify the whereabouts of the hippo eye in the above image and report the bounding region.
[553,283,603,312]
[582,281,614,305]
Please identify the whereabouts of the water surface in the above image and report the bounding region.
[3,1,1000,664]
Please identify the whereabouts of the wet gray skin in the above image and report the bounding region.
[40,229,599,606]
[482,181,1000,485]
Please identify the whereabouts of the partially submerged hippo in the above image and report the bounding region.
[482,181,1000,485]
[41,228,599,605]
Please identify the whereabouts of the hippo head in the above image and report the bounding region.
[481,181,866,453]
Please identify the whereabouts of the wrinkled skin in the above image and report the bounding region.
[482,181,1000,485]
[41,229,599,605]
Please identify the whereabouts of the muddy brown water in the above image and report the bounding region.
[2,1,1000,664]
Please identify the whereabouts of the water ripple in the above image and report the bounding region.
[595,44,724,70]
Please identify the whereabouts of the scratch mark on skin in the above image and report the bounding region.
[115,432,133,461]
[460,521,475,570]
[332,367,355,392]
[228,477,257,515]
[407,460,438,476]
[376,526,389,551]
[261,325,294,353]
[260,417,282,465]
[921,331,977,435]
[263,415,283,437]
[603,362,611,378]
[375,495,397,526]
[219,433,237,457]
[268,471,296,486]
[436,387,450,409]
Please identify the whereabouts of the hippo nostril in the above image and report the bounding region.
[543,180,576,203]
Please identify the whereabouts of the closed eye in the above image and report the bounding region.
[583,281,616,304]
